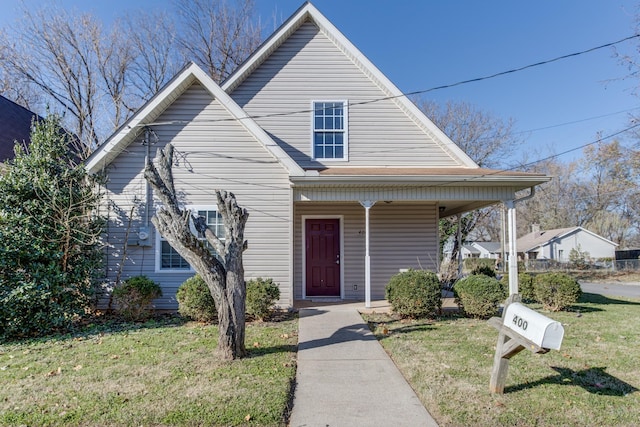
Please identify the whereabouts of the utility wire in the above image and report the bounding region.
[136,33,640,128]
[400,34,640,98]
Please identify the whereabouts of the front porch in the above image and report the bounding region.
[289,170,548,307]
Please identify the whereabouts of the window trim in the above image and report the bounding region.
[310,100,348,161]
[155,205,222,273]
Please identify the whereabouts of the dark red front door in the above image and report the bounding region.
[305,218,340,297]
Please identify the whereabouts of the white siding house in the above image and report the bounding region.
[86,3,549,308]
[517,226,617,262]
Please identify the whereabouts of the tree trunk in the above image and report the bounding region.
[144,144,249,360]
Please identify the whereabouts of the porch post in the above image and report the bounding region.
[360,200,376,308]
[457,214,463,277]
[505,200,519,295]
[500,205,507,273]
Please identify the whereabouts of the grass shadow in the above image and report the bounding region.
[505,366,639,396]
[579,292,640,306]
[1,313,187,346]
[246,344,297,358]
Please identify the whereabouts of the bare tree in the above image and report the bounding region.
[417,99,520,168]
[145,144,249,360]
[0,1,261,157]
[417,98,522,272]
[175,0,262,82]
[122,11,182,97]
[0,6,102,157]
[516,157,582,233]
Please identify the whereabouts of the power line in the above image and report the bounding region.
[137,33,640,128]
[401,34,640,98]
[514,106,640,135]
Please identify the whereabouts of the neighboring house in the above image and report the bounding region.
[460,244,480,259]
[0,95,41,163]
[443,239,501,260]
[86,3,548,308]
[517,226,617,262]
[469,242,502,259]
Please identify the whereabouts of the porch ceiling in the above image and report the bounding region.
[291,167,550,217]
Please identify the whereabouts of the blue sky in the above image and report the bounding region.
[1,0,638,164]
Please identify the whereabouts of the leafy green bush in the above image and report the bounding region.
[500,272,536,302]
[385,270,441,318]
[454,274,506,319]
[463,257,494,272]
[246,278,280,321]
[0,115,104,339]
[470,264,496,278]
[113,276,162,321]
[176,275,217,322]
[533,272,582,311]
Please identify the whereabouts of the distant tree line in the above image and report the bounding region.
[0,0,261,159]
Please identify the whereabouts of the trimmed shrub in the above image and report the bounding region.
[113,276,162,321]
[470,264,496,278]
[454,274,506,319]
[385,270,441,318]
[176,275,217,322]
[463,257,494,272]
[500,272,536,302]
[534,272,582,311]
[246,278,280,321]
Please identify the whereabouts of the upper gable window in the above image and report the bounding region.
[312,101,348,160]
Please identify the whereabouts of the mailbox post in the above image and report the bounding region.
[488,295,565,394]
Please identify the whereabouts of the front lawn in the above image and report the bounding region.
[365,293,640,426]
[0,315,297,426]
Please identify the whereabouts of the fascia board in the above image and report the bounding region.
[221,3,477,168]
[303,4,479,168]
[86,62,197,174]
[221,3,312,92]
[87,63,304,177]
[291,174,550,187]
[190,66,305,176]
[557,226,619,247]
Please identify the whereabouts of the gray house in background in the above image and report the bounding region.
[86,3,548,308]
[0,95,41,163]
[444,240,501,260]
[517,226,617,262]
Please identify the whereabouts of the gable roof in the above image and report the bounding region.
[221,2,478,169]
[0,95,42,162]
[517,226,618,252]
[472,242,501,253]
[85,62,305,176]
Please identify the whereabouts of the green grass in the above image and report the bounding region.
[365,293,640,427]
[0,315,297,426]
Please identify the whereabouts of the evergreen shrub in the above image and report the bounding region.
[533,272,582,311]
[176,275,217,322]
[0,115,104,339]
[454,274,505,319]
[500,272,536,302]
[113,275,162,321]
[385,269,441,318]
[246,278,280,321]
[470,264,496,278]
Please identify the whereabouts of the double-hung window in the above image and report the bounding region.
[312,101,348,160]
[157,206,224,272]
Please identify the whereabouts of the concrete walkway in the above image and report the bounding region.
[289,302,439,427]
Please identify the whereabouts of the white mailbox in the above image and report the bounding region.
[503,303,564,350]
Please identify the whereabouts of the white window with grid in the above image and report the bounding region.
[156,206,224,272]
[312,101,348,160]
